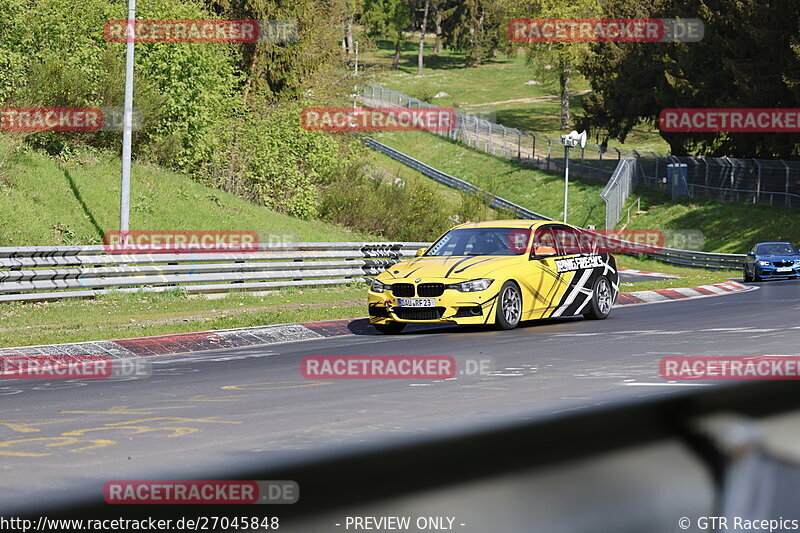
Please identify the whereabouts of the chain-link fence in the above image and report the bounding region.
[362,82,800,210]
[636,156,800,208]
[601,159,637,230]
[361,82,632,183]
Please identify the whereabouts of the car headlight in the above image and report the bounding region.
[757,261,770,266]
[368,278,390,293]
[447,278,494,292]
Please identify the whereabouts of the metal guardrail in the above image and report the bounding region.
[0,235,745,304]
[363,138,553,221]
[644,247,745,270]
[0,242,429,303]
[364,141,745,271]
[362,82,624,183]
[364,83,800,207]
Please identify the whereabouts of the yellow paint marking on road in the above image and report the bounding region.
[61,417,240,438]
[63,425,200,438]
[0,436,116,456]
[0,419,75,434]
[159,394,247,403]
[222,381,333,391]
[58,405,196,415]
[102,417,241,426]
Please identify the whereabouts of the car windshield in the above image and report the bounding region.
[426,228,531,256]
[757,243,799,255]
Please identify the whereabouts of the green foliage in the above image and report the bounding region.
[0,134,373,246]
[580,0,800,158]
[362,0,412,68]
[2,0,373,230]
[319,164,456,241]
[200,100,359,219]
[439,0,504,67]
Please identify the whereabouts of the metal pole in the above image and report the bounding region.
[353,41,359,108]
[119,0,136,236]
[782,160,790,207]
[563,144,570,223]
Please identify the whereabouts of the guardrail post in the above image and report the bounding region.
[546,137,552,171]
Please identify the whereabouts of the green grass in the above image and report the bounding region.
[369,150,502,223]
[0,139,374,246]
[0,286,368,347]
[0,258,740,347]
[370,131,800,254]
[371,130,607,228]
[624,191,800,253]
[362,38,669,154]
[615,255,738,292]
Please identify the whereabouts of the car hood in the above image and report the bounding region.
[380,255,522,281]
[756,254,800,262]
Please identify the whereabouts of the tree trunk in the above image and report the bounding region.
[434,8,442,53]
[417,0,430,75]
[392,39,402,70]
[346,17,354,54]
[559,58,570,129]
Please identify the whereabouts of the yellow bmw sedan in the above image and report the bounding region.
[367,220,619,334]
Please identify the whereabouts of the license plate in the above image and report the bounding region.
[397,298,436,307]
[777,267,794,273]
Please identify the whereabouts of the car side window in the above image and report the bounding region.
[531,226,559,259]
[556,226,584,255]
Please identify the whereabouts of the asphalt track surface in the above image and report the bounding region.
[1,278,797,515]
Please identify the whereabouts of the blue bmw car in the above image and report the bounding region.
[743,241,800,282]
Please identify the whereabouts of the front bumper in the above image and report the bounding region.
[755,264,800,278]
[367,284,499,325]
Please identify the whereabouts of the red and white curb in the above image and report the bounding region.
[0,319,367,360]
[615,280,755,307]
[618,268,680,279]
[0,281,754,358]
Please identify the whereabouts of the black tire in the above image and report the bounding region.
[753,269,762,282]
[373,321,406,334]
[743,265,753,282]
[583,275,614,320]
[494,281,522,330]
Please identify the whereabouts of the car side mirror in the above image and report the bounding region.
[531,246,558,259]
[747,251,755,257]
[415,247,427,257]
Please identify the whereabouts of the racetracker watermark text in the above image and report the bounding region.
[104,480,298,504]
[301,356,496,379]
[660,108,800,132]
[661,356,800,380]
[103,19,298,43]
[300,107,456,132]
[104,231,259,254]
[0,108,142,132]
[508,18,704,43]
[0,355,150,379]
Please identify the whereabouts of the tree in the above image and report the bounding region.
[505,0,601,129]
[362,0,412,70]
[209,0,350,104]
[440,0,504,67]
[342,0,363,54]
[416,0,431,75]
[580,0,800,157]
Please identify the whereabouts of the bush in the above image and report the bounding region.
[200,100,361,219]
[319,167,455,241]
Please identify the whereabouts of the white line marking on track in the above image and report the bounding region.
[622,382,711,387]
